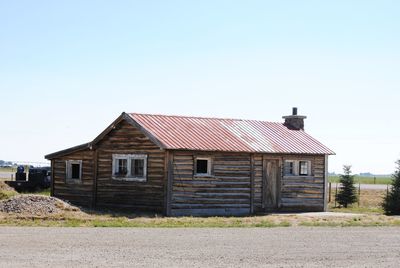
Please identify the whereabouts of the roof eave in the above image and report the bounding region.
[45,112,167,160]
[45,142,91,160]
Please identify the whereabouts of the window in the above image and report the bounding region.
[112,154,147,181]
[195,157,212,175]
[116,159,128,176]
[66,160,82,181]
[284,160,311,176]
[299,161,309,176]
[131,158,145,177]
[284,160,295,175]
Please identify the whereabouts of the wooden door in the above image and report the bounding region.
[263,159,280,210]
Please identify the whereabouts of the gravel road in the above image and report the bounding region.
[1,227,400,267]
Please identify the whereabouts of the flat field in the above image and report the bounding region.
[329,175,392,184]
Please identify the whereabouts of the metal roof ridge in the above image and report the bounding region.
[129,112,284,124]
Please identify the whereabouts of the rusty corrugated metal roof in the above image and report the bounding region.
[128,113,334,155]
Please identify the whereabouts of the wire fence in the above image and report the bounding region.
[328,182,389,208]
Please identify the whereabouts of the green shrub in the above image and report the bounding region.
[336,165,357,208]
[382,160,400,215]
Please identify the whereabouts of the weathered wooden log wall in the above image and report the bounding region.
[253,154,263,212]
[171,151,252,216]
[168,151,326,215]
[52,150,94,206]
[95,120,165,212]
[280,155,325,211]
[51,117,327,214]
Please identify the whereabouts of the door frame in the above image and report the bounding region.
[262,156,282,211]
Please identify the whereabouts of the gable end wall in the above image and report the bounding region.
[95,120,165,212]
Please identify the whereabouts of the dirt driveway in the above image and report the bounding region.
[0,227,399,267]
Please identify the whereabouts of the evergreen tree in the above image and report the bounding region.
[382,160,400,215]
[336,165,357,208]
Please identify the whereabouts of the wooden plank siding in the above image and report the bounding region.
[253,154,263,212]
[170,151,252,216]
[50,119,327,215]
[94,120,165,212]
[279,155,325,211]
[52,150,94,206]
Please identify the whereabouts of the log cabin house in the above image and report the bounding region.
[45,108,334,216]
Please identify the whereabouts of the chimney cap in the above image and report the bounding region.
[282,107,307,119]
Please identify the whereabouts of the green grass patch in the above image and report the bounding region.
[2,214,400,228]
[329,206,384,214]
[22,188,51,196]
[329,175,392,185]
[0,215,293,228]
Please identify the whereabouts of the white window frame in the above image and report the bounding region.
[284,160,312,176]
[195,157,212,176]
[112,154,147,182]
[299,160,311,176]
[66,160,82,181]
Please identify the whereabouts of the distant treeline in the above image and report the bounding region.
[0,160,17,167]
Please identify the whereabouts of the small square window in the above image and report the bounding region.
[284,161,295,176]
[66,160,82,181]
[195,158,211,175]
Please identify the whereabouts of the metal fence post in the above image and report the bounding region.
[387,184,389,198]
[328,182,332,203]
[335,183,338,207]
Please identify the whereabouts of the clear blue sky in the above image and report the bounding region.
[1,1,399,174]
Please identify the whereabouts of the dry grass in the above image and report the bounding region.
[0,182,18,200]
[328,189,385,214]
[0,184,399,227]
[1,210,400,227]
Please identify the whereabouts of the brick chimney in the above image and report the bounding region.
[283,107,307,130]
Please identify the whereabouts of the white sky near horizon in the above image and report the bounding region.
[0,1,399,174]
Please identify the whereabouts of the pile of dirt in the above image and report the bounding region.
[0,195,81,216]
[0,181,18,200]
[0,181,16,192]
